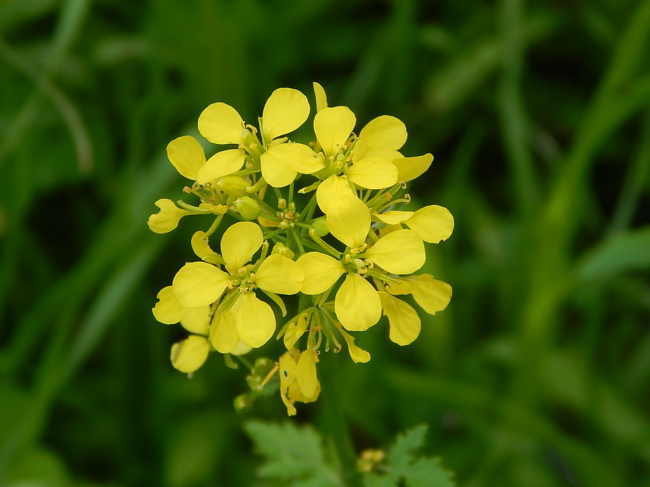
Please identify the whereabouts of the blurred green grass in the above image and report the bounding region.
[1,0,649,486]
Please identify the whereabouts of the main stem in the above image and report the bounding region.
[319,356,362,487]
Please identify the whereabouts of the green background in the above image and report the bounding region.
[1,0,649,485]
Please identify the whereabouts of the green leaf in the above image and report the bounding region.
[244,420,341,487]
[363,473,396,487]
[403,458,455,487]
[363,425,455,487]
[576,227,650,280]
[387,424,428,473]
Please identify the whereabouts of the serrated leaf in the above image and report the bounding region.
[363,425,456,487]
[576,227,650,281]
[387,424,428,473]
[404,458,455,487]
[363,472,397,487]
[244,420,341,486]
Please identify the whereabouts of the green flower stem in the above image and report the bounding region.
[175,200,212,213]
[308,228,342,257]
[246,177,267,194]
[319,356,362,487]
[233,353,254,371]
[204,214,224,237]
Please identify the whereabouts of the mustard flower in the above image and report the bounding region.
[279,349,320,416]
[172,222,303,349]
[149,81,454,415]
[196,88,323,187]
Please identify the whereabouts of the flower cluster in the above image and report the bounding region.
[149,83,453,415]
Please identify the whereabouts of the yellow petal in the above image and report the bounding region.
[316,175,354,214]
[392,154,433,182]
[170,335,211,374]
[231,341,252,356]
[326,194,370,248]
[283,312,310,349]
[256,254,303,295]
[296,350,319,398]
[221,222,263,272]
[258,215,280,228]
[339,328,371,363]
[172,262,229,308]
[147,199,191,234]
[260,148,296,188]
[378,223,402,238]
[351,137,404,164]
[261,88,310,142]
[314,106,356,157]
[373,210,414,225]
[198,102,245,145]
[410,275,452,315]
[378,292,421,346]
[261,143,322,187]
[345,156,398,189]
[191,231,216,260]
[284,143,323,174]
[152,286,188,324]
[335,273,381,331]
[196,149,246,185]
[210,310,239,353]
[180,306,211,335]
[363,230,425,274]
[279,351,299,416]
[384,278,413,296]
[236,293,276,348]
[166,135,205,180]
[358,115,407,153]
[297,252,344,294]
[313,82,328,112]
[405,205,454,243]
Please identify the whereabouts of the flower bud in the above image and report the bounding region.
[234,393,253,413]
[215,176,250,197]
[272,243,295,259]
[310,216,329,237]
[233,196,261,220]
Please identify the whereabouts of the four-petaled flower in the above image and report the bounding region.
[172,222,303,350]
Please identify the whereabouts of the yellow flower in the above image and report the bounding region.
[167,135,207,180]
[314,105,356,158]
[258,142,323,188]
[385,274,452,316]
[147,199,192,234]
[197,88,323,188]
[299,194,426,332]
[377,292,421,346]
[353,115,407,163]
[391,154,434,182]
[152,285,211,335]
[279,349,320,416]
[170,335,211,374]
[338,328,371,363]
[373,205,454,243]
[362,229,426,274]
[172,222,303,349]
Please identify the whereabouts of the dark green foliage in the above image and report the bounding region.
[245,421,340,487]
[364,425,455,487]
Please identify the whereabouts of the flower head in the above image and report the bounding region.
[172,222,303,350]
[149,82,453,415]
